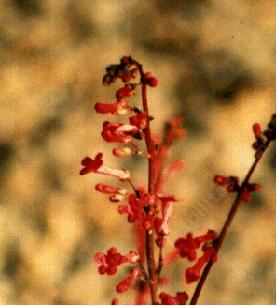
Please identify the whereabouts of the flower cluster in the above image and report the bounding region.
[212,115,275,202]
[213,175,261,202]
[252,114,276,160]
[81,56,185,303]
[80,56,274,305]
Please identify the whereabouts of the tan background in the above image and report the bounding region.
[0,0,275,304]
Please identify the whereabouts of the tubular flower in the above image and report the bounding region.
[80,153,130,180]
[116,85,134,100]
[125,193,146,224]
[95,183,122,194]
[93,248,139,276]
[102,121,139,144]
[253,123,263,138]
[185,246,217,284]
[165,115,186,145]
[174,230,216,261]
[159,291,188,305]
[116,268,141,293]
[95,183,128,203]
[142,72,158,87]
[129,112,147,129]
[155,200,173,236]
[117,191,158,231]
[95,100,131,115]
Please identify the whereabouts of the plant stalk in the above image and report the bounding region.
[135,60,159,304]
[190,152,270,304]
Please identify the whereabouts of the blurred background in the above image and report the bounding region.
[0,0,275,304]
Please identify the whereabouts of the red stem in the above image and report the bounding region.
[134,60,159,304]
[190,142,272,304]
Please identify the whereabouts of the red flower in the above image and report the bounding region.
[102,121,138,144]
[126,193,144,224]
[80,153,130,179]
[117,204,129,215]
[253,123,263,138]
[168,160,184,173]
[165,115,186,145]
[93,247,123,275]
[120,56,132,66]
[241,189,250,202]
[111,297,119,305]
[185,246,217,284]
[117,191,158,230]
[159,291,188,305]
[213,175,229,186]
[95,100,131,115]
[174,230,216,261]
[196,230,216,243]
[95,183,121,194]
[213,175,240,192]
[95,184,128,202]
[80,153,103,175]
[117,68,138,83]
[247,183,261,192]
[129,112,147,129]
[116,86,133,100]
[93,248,139,276]
[174,233,200,261]
[116,268,141,293]
[241,183,261,202]
[142,72,158,87]
[251,122,272,160]
[95,102,118,114]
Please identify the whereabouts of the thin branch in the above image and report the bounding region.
[190,139,273,305]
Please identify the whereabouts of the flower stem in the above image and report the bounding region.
[134,60,159,304]
[190,144,272,305]
[156,237,164,276]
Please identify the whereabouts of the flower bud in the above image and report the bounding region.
[143,72,158,87]
[113,147,132,157]
[129,112,147,129]
[111,298,119,305]
[247,183,261,192]
[253,123,263,138]
[109,194,124,203]
[95,102,118,114]
[116,269,140,293]
[116,86,133,100]
[241,189,250,202]
[95,183,120,194]
[214,175,227,185]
